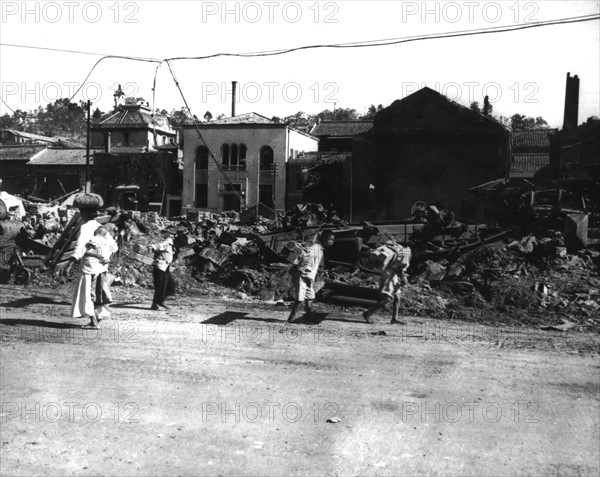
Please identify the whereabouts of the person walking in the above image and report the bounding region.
[150,230,174,310]
[362,243,411,324]
[88,226,118,320]
[287,229,335,323]
[70,209,104,329]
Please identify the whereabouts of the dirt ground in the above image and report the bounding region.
[1,283,599,477]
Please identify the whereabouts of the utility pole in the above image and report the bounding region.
[256,161,260,219]
[272,162,276,211]
[85,100,91,193]
[349,156,353,223]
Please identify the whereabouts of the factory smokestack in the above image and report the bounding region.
[231,81,238,117]
[563,72,580,130]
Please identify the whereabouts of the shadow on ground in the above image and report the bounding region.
[0,296,71,308]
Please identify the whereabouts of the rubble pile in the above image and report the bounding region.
[4,196,598,331]
[283,203,345,228]
[408,234,600,327]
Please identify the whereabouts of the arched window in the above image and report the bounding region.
[230,144,238,168]
[196,146,209,170]
[238,144,247,169]
[260,146,274,170]
[221,144,230,167]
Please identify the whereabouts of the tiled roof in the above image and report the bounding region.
[310,121,373,137]
[28,148,89,166]
[0,145,46,161]
[510,153,550,178]
[190,112,275,125]
[511,129,557,151]
[297,151,352,165]
[98,107,174,133]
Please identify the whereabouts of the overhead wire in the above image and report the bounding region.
[0,55,161,119]
[3,13,596,61]
[1,13,598,116]
[164,60,247,206]
[1,12,598,207]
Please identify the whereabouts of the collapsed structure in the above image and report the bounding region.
[0,189,598,332]
[0,75,598,330]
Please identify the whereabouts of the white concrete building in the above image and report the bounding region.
[181,113,318,214]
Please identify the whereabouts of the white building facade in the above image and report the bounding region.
[181,113,318,214]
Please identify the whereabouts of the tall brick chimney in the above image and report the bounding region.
[231,81,237,117]
[563,72,580,130]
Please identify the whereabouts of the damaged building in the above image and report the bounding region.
[351,87,511,222]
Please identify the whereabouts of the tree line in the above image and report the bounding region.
[0,98,549,143]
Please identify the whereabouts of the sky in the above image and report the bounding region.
[1,0,599,128]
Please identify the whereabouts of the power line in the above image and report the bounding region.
[0,42,161,61]
[1,13,598,61]
[0,55,161,118]
[165,60,246,206]
[2,12,597,209]
[166,14,600,61]
[1,13,598,120]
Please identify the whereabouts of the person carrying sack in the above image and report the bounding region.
[363,242,411,324]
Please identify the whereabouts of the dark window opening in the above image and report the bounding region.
[223,183,241,212]
[260,146,274,170]
[259,184,273,209]
[195,183,208,208]
[221,144,230,167]
[196,146,209,170]
[239,144,247,168]
[230,144,238,167]
[220,143,247,171]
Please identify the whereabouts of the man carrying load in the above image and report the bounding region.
[363,242,411,324]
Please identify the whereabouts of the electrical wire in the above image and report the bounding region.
[1,13,597,117]
[1,11,597,210]
[2,13,598,61]
[0,56,161,119]
[164,59,246,206]
[166,14,600,60]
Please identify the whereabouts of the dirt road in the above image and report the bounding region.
[1,285,599,476]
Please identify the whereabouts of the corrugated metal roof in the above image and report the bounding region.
[510,152,550,178]
[310,121,373,137]
[28,148,88,166]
